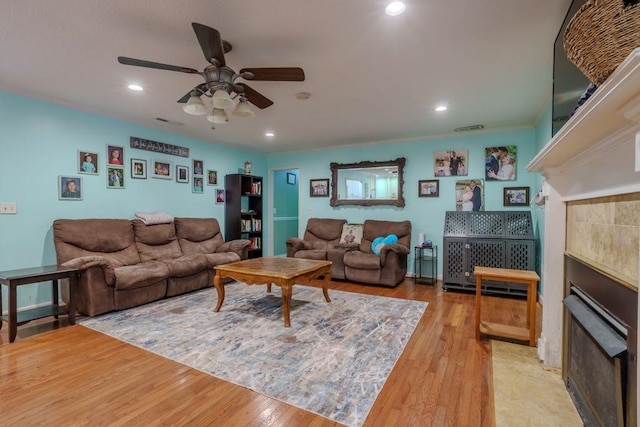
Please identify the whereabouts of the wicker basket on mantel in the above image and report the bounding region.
[564,0,640,86]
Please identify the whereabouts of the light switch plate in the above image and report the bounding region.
[0,202,17,214]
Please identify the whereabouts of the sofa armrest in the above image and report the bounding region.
[286,237,313,257]
[379,244,410,264]
[61,255,120,285]
[217,239,251,259]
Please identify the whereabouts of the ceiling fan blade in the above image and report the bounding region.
[239,67,305,81]
[118,56,199,74]
[192,23,226,67]
[237,83,274,109]
[177,84,208,103]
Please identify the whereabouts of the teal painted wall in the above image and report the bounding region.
[0,90,266,311]
[1,88,549,314]
[533,103,553,293]
[273,169,299,255]
[267,128,541,279]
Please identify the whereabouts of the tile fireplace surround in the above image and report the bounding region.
[527,48,640,426]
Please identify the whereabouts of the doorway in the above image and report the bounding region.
[270,168,299,256]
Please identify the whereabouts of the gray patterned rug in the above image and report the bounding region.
[80,283,427,427]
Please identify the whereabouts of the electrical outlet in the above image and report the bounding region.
[0,202,17,214]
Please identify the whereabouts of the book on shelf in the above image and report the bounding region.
[250,181,262,195]
[248,237,261,249]
[240,218,262,232]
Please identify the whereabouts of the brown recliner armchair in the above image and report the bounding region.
[286,218,354,279]
[343,219,411,287]
[286,218,347,260]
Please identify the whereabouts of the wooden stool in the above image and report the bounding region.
[474,266,540,346]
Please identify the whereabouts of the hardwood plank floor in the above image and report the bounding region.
[0,279,539,426]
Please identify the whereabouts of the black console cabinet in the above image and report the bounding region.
[443,211,536,296]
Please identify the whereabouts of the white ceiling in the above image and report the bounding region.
[0,0,572,154]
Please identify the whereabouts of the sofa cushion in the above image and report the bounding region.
[339,223,364,244]
[303,218,347,242]
[113,261,169,290]
[53,219,141,266]
[343,251,381,270]
[360,220,411,254]
[175,217,225,255]
[161,254,208,277]
[293,249,327,260]
[133,220,184,262]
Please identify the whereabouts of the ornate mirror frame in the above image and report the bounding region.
[329,157,406,207]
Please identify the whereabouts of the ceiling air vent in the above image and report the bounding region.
[155,117,184,126]
[454,124,484,132]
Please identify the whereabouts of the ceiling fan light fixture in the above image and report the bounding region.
[183,95,208,115]
[233,100,255,118]
[212,88,234,109]
[207,107,229,124]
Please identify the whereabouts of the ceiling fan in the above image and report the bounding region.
[118,22,305,124]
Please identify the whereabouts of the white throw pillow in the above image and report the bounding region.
[339,223,363,244]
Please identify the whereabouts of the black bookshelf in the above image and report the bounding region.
[225,174,263,258]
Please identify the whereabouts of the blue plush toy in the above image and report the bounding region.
[372,234,398,255]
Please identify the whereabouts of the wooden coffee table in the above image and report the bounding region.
[213,257,332,327]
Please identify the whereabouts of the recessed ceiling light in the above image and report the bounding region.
[385,1,406,16]
[265,132,275,137]
[435,106,448,112]
[128,84,143,91]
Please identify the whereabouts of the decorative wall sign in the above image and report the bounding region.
[130,136,189,158]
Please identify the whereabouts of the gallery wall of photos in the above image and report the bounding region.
[59,137,221,201]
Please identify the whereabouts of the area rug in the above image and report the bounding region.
[492,340,582,426]
[80,283,427,427]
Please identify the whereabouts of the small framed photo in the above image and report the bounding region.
[107,145,125,166]
[78,151,98,175]
[58,176,82,200]
[131,158,147,179]
[176,165,189,183]
[152,159,173,179]
[216,188,225,204]
[107,167,125,189]
[207,170,218,185]
[504,187,529,206]
[193,176,204,193]
[418,179,439,197]
[310,178,329,197]
[287,172,296,185]
[193,159,204,176]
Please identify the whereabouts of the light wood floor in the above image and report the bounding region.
[0,279,539,426]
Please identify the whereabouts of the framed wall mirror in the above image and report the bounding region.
[330,158,405,207]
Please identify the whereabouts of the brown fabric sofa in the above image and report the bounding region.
[343,219,411,287]
[287,218,411,286]
[53,217,249,316]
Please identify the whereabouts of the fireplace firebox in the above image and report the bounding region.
[564,256,637,427]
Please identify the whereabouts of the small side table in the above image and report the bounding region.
[0,265,79,343]
[474,266,540,346]
[414,245,437,285]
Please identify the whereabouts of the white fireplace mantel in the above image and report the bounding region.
[525,49,640,376]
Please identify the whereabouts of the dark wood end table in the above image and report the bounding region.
[0,265,79,342]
